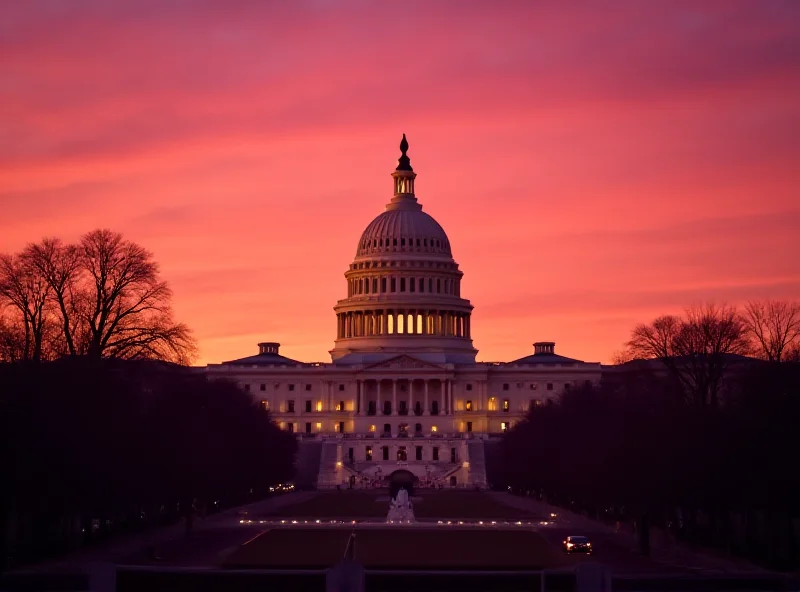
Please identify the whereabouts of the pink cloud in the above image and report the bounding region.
[1,0,799,365]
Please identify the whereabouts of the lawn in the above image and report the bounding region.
[223,527,566,570]
[261,491,542,520]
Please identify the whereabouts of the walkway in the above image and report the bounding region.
[489,492,772,575]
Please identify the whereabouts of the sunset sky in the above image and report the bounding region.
[2,1,799,366]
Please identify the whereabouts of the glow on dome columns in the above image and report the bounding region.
[330,136,477,363]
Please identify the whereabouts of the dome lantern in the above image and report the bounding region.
[390,134,418,205]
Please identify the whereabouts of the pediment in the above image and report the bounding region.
[363,355,443,370]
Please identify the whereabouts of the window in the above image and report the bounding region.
[391,278,396,292]
[382,446,390,460]
[339,421,345,433]
[517,382,524,389]
[305,422,311,434]
[431,425,437,432]
[336,401,345,411]
[450,447,457,463]
[410,278,415,292]
[366,446,373,461]
[381,278,387,292]
[260,384,266,391]
[316,401,322,412]
[260,400,269,411]
[502,383,509,391]
[287,422,294,432]
[369,424,376,432]
[305,400,312,413]
[334,422,341,433]
[488,397,497,411]
[372,278,378,293]
[339,384,345,392]
[348,447,354,461]
[547,383,554,391]
[465,400,473,411]
[305,384,312,391]
[289,384,295,391]
[383,423,391,434]
[466,383,473,391]
[466,421,473,432]
[564,383,571,390]
[530,383,538,390]
[400,278,406,292]
[502,398,510,412]
[432,447,439,461]
[244,384,251,392]
[416,446,423,461]
[287,400,295,413]
[501,422,509,432]
[397,446,407,461]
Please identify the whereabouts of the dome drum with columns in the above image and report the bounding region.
[205,136,602,490]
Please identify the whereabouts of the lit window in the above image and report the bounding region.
[260,400,269,411]
[488,397,497,411]
[465,400,473,411]
[502,399,510,412]
[336,401,344,411]
[501,422,508,432]
[369,425,376,432]
[315,422,322,430]
[334,423,341,432]
[316,401,322,412]
[431,426,438,432]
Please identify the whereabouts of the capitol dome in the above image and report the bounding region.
[356,209,452,259]
[331,135,477,365]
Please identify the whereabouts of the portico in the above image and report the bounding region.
[356,377,453,416]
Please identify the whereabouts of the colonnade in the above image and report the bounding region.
[355,378,454,416]
[337,310,471,339]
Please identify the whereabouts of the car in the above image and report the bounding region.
[563,535,592,554]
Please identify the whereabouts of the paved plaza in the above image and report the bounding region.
[18,490,773,577]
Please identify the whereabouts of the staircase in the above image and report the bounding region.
[467,441,487,488]
[317,441,341,488]
[294,440,322,489]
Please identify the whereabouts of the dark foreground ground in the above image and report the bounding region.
[5,489,784,591]
[223,527,566,570]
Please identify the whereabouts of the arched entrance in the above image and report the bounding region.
[388,469,417,499]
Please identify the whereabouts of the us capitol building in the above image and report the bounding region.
[206,136,601,489]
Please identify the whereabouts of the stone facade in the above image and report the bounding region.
[205,137,601,488]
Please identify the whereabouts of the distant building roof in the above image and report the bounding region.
[509,342,587,365]
[222,342,302,366]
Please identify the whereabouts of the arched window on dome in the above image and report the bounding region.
[381,277,387,293]
[416,314,423,334]
[387,314,394,334]
[364,278,369,294]
[428,278,433,292]
[397,314,404,334]
[410,278,415,292]
[419,278,424,293]
[400,278,406,292]
[372,278,378,293]
[437,279,441,293]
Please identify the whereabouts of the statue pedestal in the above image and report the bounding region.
[386,488,415,523]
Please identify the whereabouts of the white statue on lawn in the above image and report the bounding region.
[386,488,415,523]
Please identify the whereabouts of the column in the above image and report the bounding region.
[358,380,364,415]
[465,315,470,339]
[409,379,414,414]
[392,380,397,415]
[424,380,429,415]
[440,380,445,415]
[377,380,382,415]
[447,379,452,415]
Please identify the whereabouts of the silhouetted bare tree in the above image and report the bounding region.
[23,238,85,357]
[0,253,51,362]
[78,229,196,363]
[0,312,26,362]
[742,300,800,363]
[626,304,750,407]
